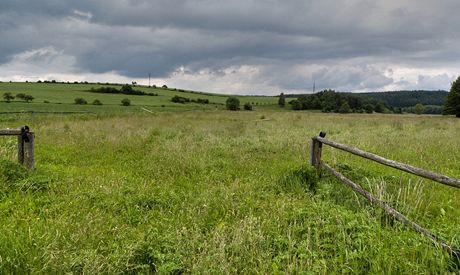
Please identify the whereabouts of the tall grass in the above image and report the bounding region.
[0,111,459,273]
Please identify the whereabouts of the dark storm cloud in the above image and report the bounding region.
[1,0,460,92]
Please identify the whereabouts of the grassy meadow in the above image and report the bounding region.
[1,83,460,273]
[0,82,278,114]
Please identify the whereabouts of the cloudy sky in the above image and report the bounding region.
[1,0,459,95]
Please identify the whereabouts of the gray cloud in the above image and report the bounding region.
[1,0,460,94]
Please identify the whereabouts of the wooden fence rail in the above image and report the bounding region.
[310,132,460,257]
[0,126,35,169]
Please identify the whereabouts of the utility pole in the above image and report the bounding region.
[313,80,316,93]
[148,73,151,87]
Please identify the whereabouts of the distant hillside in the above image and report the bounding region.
[353,90,448,107]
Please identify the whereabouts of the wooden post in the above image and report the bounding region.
[310,138,321,169]
[25,133,35,169]
[1,126,34,169]
[310,132,326,172]
[18,134,25,164]
[310,138,317,166]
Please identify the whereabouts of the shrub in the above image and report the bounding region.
[339,101,352,113]
[23,95,34,103]
[374,102,387,113]
[74,97,87,105]
[16,93,26,100]
[278,93,286,107]
[414,103,425,115]
[90,86,148,96]
[121,84,134,94]
[3,92,14,103]
[364,104,374,114]
[92,99,103,105]
[226,97,240,111]
[171,96,190,104]
[194,98,209,104]
[121,98,131,106]
[90,87,119,94]
[290,99,302,110]
[244,102,253,111]
[16,93,34,102]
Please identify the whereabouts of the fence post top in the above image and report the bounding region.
[313,131,327,140]
[21,125,30,133]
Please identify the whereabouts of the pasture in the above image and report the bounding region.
[1,108,459,273]
[0,82,278,114]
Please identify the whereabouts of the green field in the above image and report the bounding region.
[1,83,460,273]
[0,82,279,115]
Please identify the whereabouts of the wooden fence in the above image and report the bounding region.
[310,131,460,257]
[0,126,35,169]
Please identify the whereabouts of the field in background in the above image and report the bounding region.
[0,82,279,114]
[1,110,460,273]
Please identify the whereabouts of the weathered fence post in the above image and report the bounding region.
[310,131,326,172]
[1,126,34,169]
[18,134,25,164]
[25,132,35,169]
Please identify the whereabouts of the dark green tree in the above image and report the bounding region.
[120,84,133,94]
[121,98,131,106]
[374,102,387,113]
[24,95,34,103]
[3,92,15,103]
[414,103,425,115]
[244,102,253,111]
[15,93,34,102]
[92,99,103,105]
[289,99,302,110]
[74,97,87,105]
[443,76,460,117]
[16,93,26,100]
[338,101,352,113]
[364,103,374,114]
[278,93,285,107]
[226,97,240,111]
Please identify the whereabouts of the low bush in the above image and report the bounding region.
[121,98,131,106]
[171,96,190,104]
[92,99,103,105]
[226,97,240,111]
[244,102,253,111]
[89,85,154,96]
[74,97,87,105]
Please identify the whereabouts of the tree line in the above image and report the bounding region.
[283,90,390,113]
[2,92,34,103]
[89,85,158,96]
[279,79,460,116]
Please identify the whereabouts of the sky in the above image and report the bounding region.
[1,0,459,95]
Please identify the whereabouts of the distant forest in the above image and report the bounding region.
[284,90,447,114]
[353,90,448,107]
